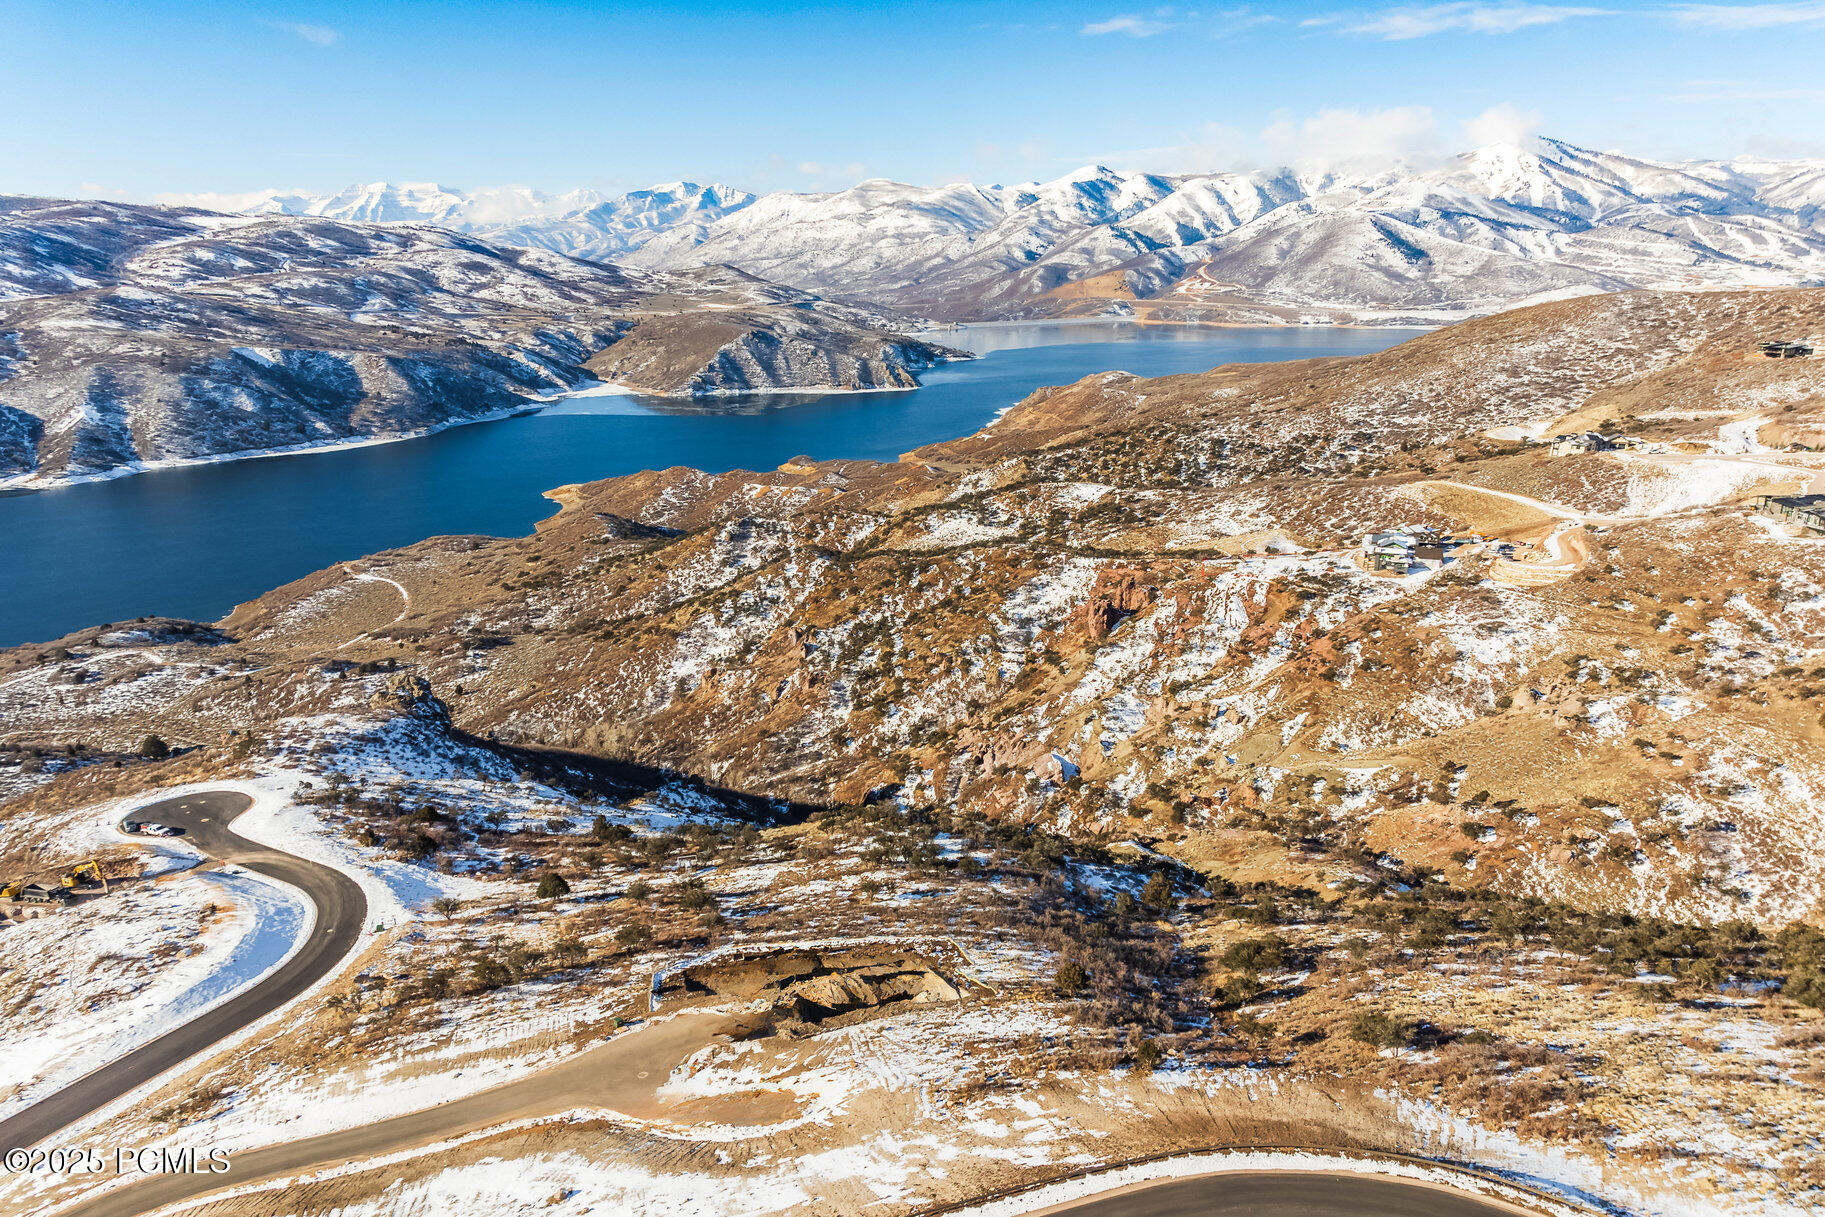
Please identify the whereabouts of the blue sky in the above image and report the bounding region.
[4,0,1823,201]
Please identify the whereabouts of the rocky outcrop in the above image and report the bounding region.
[369,672,450,722]
[1081,569,1158,638]
[583,310,958,396]
[950,726,1058,777]
[0,404,42,477]
[673,948,966,1026]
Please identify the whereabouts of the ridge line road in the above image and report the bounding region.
[0,790,366,1156]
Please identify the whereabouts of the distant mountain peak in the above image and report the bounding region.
[159,139,1825,323]
[1054,163,1122,183]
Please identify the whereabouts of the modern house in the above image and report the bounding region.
[1761,340,1814,359]
[1754,494,1825,533]
[1550,432,1617,457]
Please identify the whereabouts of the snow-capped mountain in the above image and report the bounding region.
[609,139,1825,320]
[486,182,756,260]
[198,139,1825,321]
[230,180,752,258]
[240,181,611,228]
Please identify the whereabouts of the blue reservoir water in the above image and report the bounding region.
[0,322,1421,646]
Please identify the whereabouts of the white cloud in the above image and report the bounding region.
[1261,105,1443,171]
[780,160,871,190]
[153,188,310,212]
[1093,122,1256,174]
[1083,6,1277,36]
[1215,6,1281,32]
[1462,102,1544,147]
[1081,14,1175,36]
[1086,102,1547,175]
[272,21,341,46]
[1661,2,1825,28]
[1738,132,1825,157]
[971,139,1052,168]
[1329,3,1609,38]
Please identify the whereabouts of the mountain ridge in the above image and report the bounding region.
[197,138,1825,322]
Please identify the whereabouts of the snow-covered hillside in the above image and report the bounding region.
[230,139,1825,321]
[0,199,961,487]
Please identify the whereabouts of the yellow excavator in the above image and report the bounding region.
[0,881,22,899]
[60,860,109,892]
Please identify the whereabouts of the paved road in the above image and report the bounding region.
[1036,1171,1535,1217]
[0,790,365,1155]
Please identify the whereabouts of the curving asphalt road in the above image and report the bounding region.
[77,1162,1545,1217]
[1034,1171,1538,1217]
[0,790,366,1156]
[63,1143,1546,1217]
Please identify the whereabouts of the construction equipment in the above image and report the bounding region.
[0,881,22,900]
[60,860,109,893]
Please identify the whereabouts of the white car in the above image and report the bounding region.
[143,824,180,837]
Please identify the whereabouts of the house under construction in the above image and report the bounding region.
[1363,525,1483,573]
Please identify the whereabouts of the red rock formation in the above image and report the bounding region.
[1081,569,1158,638]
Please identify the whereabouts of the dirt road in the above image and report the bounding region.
[59,1010,758,1217]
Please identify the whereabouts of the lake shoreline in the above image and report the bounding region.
[0,371,945,496]
[0,323,1422,646]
